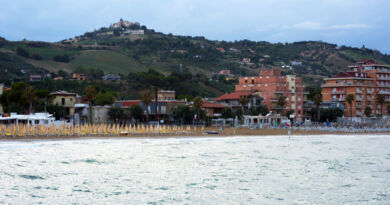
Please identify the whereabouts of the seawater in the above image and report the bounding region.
[0,135,390,204]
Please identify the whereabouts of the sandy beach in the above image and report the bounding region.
[1,127,388,141]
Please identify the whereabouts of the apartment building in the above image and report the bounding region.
[235,70,307,121]
[321,59,390,117]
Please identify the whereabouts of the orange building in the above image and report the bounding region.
[72,73,88,80]
[235,70,307,121]
[322,59,390,117]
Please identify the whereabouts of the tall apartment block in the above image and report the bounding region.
[321,59,390,117]
[235,70,308,121]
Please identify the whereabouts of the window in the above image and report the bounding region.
[35,120,39,124]
[70,98,73,101]
[61,98,65,105]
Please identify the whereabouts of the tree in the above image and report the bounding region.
[193,96,203,121]
[53,55,70,63]
[84,85,97,123]
[364,106,372,117]
[313,94,322,121]
[94,92,115,106]
[108,107,124,122]
[171,105,195,124]
[221,107,234,119]
[376,94,385,118]
[239,95,249,114]
[46,104,66,120]
[141,91,152,122]
[16,47,29,58]
[129,105,144,122]
[387,105,390,115]
[276,95,287,115]
[346,94,354,119]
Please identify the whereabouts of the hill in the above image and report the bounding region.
[1,19,390,97]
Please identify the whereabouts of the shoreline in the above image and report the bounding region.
[1,127,389,142]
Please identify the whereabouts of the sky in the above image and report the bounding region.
[1,0,390,53]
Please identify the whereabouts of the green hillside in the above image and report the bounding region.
[1,20,390,98]
[70,50,144,74]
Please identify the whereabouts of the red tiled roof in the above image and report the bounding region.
[202,102,227,108]
[122,100,140,107]
[215,92,251,101]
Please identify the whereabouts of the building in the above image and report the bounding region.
[158,90,175,101]
[0,84,3,114]
[102,74,121,81]
[72,73,88,80]
[114,100,186,121]
[202,102,227,117]
[235,70,307,121]
[0,113,55,126]
[215,92,261,111]
[242,58,251,63]
[30,75,42,82]
[219,70,231,75]
[322,59,390,117]
[53,77,63,81]
[50,91,76,118]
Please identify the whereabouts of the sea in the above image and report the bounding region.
[0,135,389,204]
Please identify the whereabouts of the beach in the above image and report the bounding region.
[1,127,388,141]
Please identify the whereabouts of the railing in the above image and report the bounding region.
[356,97,363,101]
[332,90,345,94]
[356,89,363,94]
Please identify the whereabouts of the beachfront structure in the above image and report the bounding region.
[50,91,76,119]
[243,114,289,129]
[114,100,186,121]
[0,113,55,126]
[235,70,308,122]
[215,92,262,111]
[202,101,227,117]
[322,59,390,117]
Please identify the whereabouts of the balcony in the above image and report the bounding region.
[332,97,345,101]
[379,90,390,94]
[356,89,363,94]
[332,90,345,94]
[356,97,363,101]
[367,89,374,94]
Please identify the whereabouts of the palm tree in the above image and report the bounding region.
[24,86,36,114]
[376,94,385,118]
[154,87,159,123]
[313,94,322,122]
[141,91,152,122]
[364,106,372,117]
[193,96,203,121]
[346,94,354,119]
[84,85,97,123]
[239,95,249,114]
[276,95,287,116]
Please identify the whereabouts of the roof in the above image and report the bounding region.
[120,100,140,107]
[202,102,227,108]
[215,92,251,101]
[50,90,76,96]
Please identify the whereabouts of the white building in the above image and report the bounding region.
[0,113,59,126]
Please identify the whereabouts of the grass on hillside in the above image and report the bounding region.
[4,45,80,61]
[342,50,388,64]
[70,50,146,74]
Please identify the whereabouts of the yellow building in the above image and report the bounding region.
[157,90,175,101]
[50,91,76,118]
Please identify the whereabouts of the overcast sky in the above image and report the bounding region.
[1,0,389,53]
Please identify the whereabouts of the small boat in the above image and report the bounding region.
[203,131,219,135]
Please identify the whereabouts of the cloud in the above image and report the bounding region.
[291,21,372,30]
